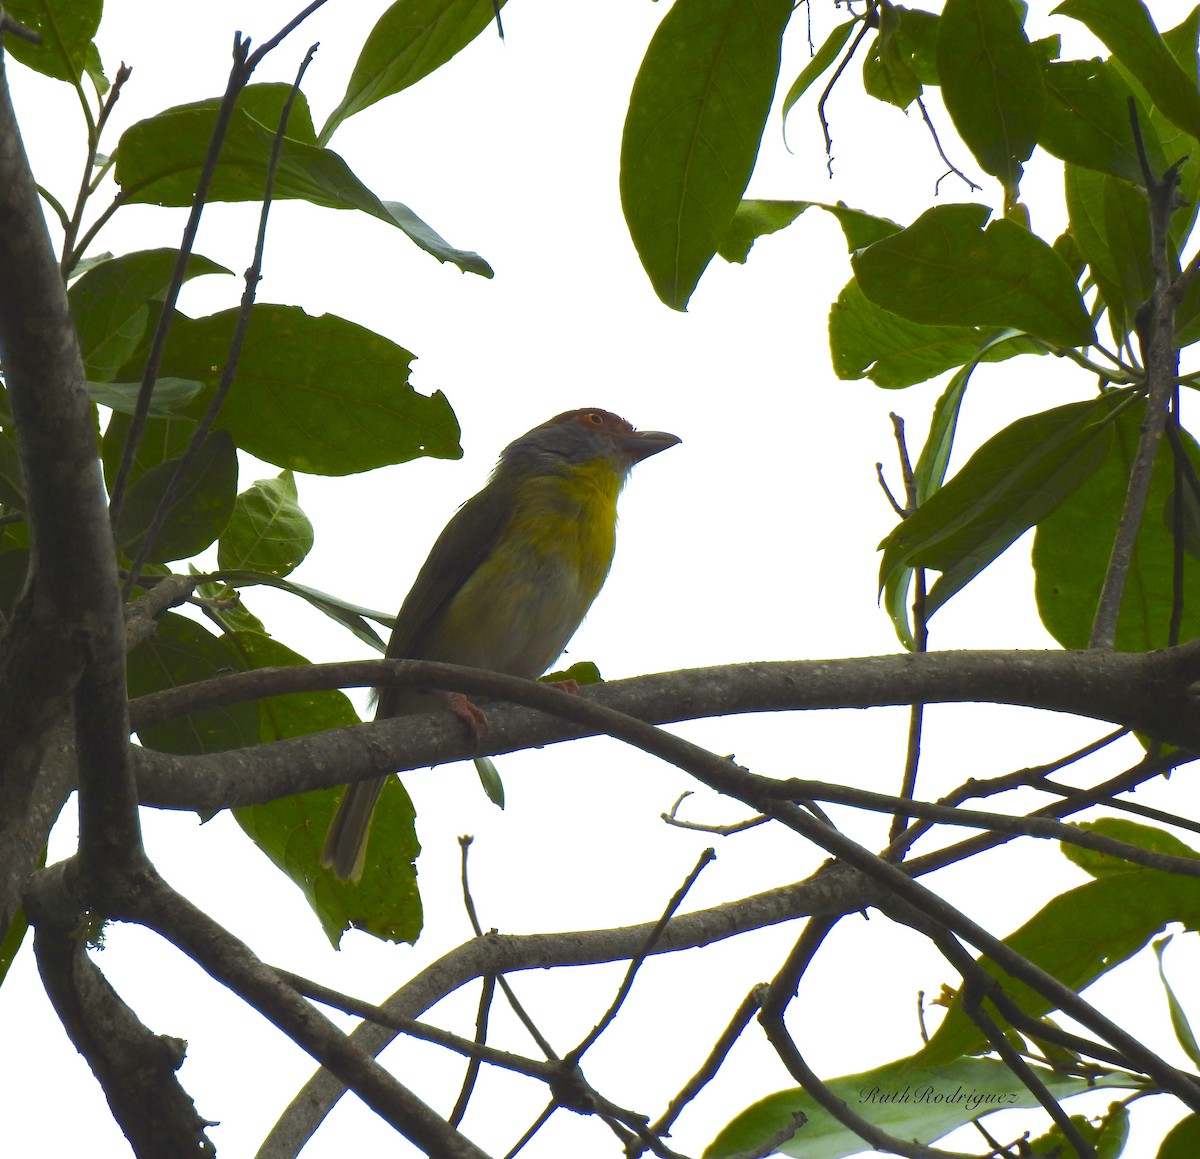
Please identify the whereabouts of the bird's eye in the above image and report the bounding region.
[584,412,604,427]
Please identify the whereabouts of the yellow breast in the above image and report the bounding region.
[424,459,623,677]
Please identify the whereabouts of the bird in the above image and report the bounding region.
[320,407,680,880]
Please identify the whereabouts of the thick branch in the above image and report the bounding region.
[133,647,1200,813]
[0,35,139,884]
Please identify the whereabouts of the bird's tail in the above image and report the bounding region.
[320,776,386,881]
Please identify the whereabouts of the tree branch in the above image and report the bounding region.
[131,647,1200,813]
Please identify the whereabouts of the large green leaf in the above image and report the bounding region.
[1034,407,1200,650]
[852,203,1095,348]
[937,0,1043,191]
[705,1054,1137,1159]
[115,85,491,277]
[621,0,794,310]
[921,868,1200,1064]
[114,430,238,564]
[218,471,314,578]
[229,633,421,948]
[879,393,1132,616]
[319,0,506,143]
[68,249,230,383]
[1159,1114,1200,1157]
[157,305,462,476]
[1055,0,1200,143]
[127,612,259,756]
[1040,58,1163,182]
[830,278,1042,390]
[3,0,101,84]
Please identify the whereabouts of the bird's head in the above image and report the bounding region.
[499,408,680,478]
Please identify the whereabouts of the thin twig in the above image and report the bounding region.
[570,848,715,1061]
[459,836,558,1060]
[637,990,761,1155]
[887,413,926,847]
[1090,104,1184,648]
[449,974,495,1127]
[661,792,767,835]
[941,934,1096,1159]
[916,96,980,194]
[61,63,131,276]
[123,44,318,594]
[105,35,253,526]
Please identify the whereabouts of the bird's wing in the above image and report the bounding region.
[378,483,513,712]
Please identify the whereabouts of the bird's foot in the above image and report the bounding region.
[555,679,581,695]
[443,691,488,746]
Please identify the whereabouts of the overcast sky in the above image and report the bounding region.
[3,2,1196,1157]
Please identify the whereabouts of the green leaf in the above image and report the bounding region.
[215,569,388,652]
[1040,59,1163,183]
[68,249,231,383]
[884,353,970,648]
[780,20,856,130]
[937,0,1044,192]
[1063,818,1200,878]
[1154,935,1200,1069]
[718,200,813,264]
[127,611,260,755]
[101,412,196,490]
[853,203,1095,348]
[830,278,1044,390]
[879,393,1132,617]
[542,660,603,686]
[3,0,101,84]
[228,632,421,947]
[114,430,238,564]
[158,305,462,476]
[0,905,28,987]
[115,85,491,276]
[1055,0,1200,143]
[1159,1114,1200,1158]
[1029,1104,1129,1159]
[1034,408,1200,650]
[88,378,204,418]
[921,869,1200,1064]
[893,7,942,85]
[705,1054,1137,1159]
[218,471,314,578]
[621,0,794,310]
[863,3,923,110]
[1160,8,1200,250]
[379,201,494,277]
[472,757,505,808]
[319,0,507,143]
[1065,164,1154,343]
[720,200,902,265]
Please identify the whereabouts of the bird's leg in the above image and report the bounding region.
[442,691,489,745]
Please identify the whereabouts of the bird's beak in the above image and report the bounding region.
[619,429,681,463]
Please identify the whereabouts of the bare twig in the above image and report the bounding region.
[637,990,761,1155]
[123,44,318,593]
[1090,106,1185,648]
[570,847,715,1061]
[459,835,558,1061]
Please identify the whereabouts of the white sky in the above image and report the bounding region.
[3,2,1198,1157]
